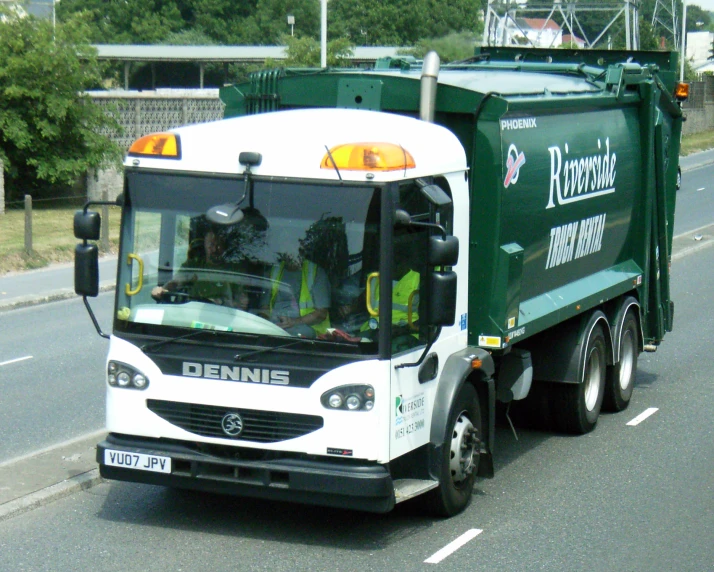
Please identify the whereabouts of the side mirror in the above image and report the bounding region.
[419,184,452,207]
[428,235,459,267]
[206,203,246,225]
[394,209,412,226]
[74,210,101,240]
[75,243,99,297]
[429,271,457,326]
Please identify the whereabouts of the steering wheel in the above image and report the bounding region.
[155,287,213,305]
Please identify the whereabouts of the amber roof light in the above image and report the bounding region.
[128,133,181,159]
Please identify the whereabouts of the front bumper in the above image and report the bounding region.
[97,433,395,513]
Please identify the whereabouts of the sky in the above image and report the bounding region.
[691,0,714,12]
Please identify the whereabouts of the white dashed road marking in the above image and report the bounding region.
[627,407,659,426]
[424,529,483,564]
[0,355,33,367]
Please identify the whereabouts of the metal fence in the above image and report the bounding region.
[682,76,714,110]
[88,89,225,150]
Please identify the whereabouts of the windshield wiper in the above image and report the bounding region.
[234,339,308,361]
[141,328,217,353]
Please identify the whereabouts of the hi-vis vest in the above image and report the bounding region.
[367,269,420,327]
[269,261,331,334]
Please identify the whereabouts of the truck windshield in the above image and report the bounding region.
[115,172,381,353]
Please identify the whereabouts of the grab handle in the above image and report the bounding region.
[125,253,144,296]
[365,272,379,317]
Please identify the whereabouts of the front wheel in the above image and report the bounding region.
[425,383,481,517]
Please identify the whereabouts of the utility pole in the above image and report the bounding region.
[681,0,687,81]
[320,0,327,68]
[52,0,60,40]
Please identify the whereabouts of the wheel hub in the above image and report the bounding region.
[449,413,479,483]
[619,330,635,391]
[584,347,602,411]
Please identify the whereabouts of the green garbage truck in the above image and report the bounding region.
[75,47,684,516]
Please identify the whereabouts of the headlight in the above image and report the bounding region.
[345,395,362,410]
[107,361,150,390]
[321,385,374,412]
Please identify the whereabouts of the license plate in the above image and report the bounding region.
[104,449,171,474]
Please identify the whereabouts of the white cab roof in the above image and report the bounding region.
[125,108,467,182]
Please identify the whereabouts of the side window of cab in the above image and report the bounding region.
[390,179,453,354]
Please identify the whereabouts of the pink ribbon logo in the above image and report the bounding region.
[504,144,526,188]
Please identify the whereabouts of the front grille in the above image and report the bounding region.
[147,399,324,443]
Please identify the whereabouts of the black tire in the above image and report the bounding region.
[603,310,638,412]
[425,383,481,517]
[552,323,607,434]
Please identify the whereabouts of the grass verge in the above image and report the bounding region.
[0,207,120,275]
[681,128,714,156]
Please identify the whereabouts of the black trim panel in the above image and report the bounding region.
[97,434,395,513]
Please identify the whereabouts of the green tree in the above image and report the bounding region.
[402,31,479,63]
[283,35,354,67]
[59,0,320,45]
[329,0,482,46]
[58,0,184,43]
[0,12,122,202]
[60,0,482,48]
[249,0,321,44]
[685,4,710,32]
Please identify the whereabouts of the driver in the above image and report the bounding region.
[151,230,249,309]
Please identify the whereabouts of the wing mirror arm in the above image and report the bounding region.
[394,208,447,239]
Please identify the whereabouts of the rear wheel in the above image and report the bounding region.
[552,323,607,434]
[603,311,638,412]
[425,383,481,517]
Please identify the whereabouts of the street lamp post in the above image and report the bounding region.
[321,0,327,68]
[680,0,687,82]
[52,0,60,40]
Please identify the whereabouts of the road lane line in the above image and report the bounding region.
[424,529,483,564]
[626,407,659,426]
[0,355,33,367]
[673,222,714,240]
[697,187,705,192]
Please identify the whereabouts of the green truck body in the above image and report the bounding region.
[220,47,680,354]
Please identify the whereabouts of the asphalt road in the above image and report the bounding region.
[0,242,711,571]
[673,163,714,235]
[0,293,113,463]
[0,257,117,305]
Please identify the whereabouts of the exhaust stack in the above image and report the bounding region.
[420,51,440,123]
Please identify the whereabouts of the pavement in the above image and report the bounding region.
[1,151,714,523]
